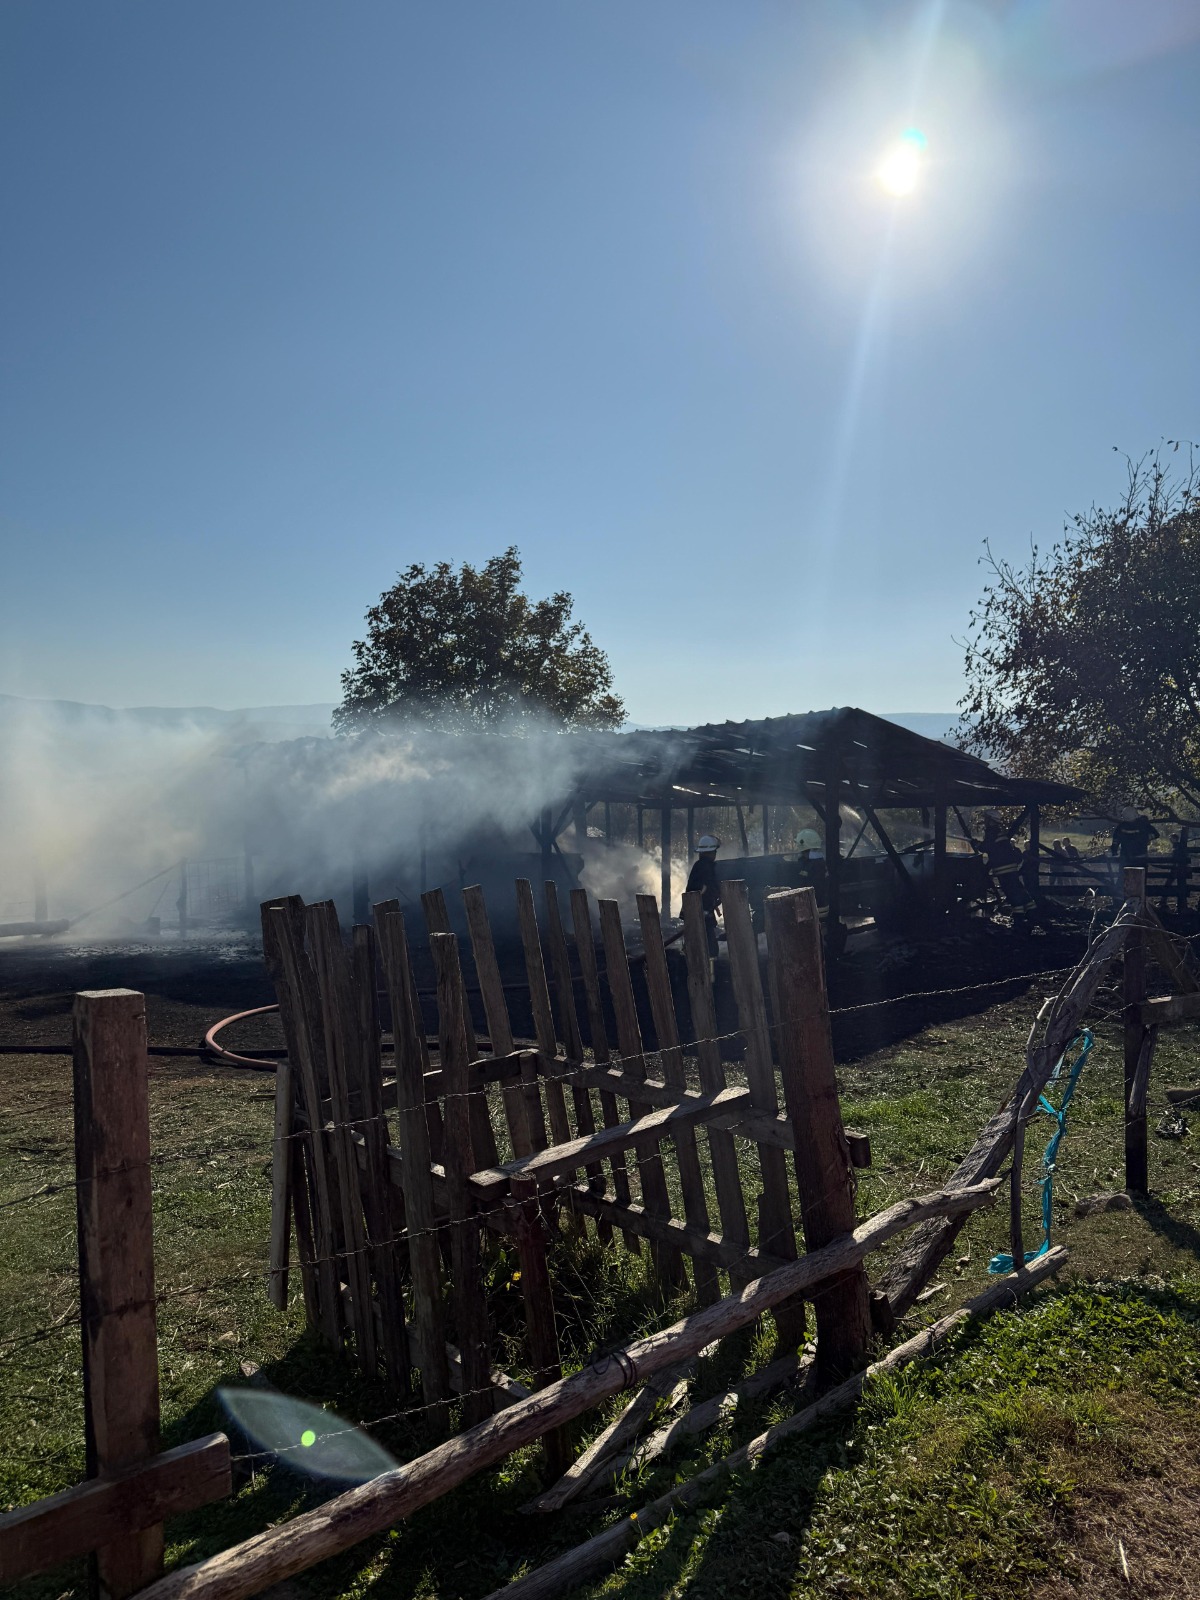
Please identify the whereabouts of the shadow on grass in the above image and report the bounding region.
[1132,1192,1200,1267]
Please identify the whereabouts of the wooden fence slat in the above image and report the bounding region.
[351,924,410,1390]
[515,879,574,1148]
[73,988,164,1600]
[306,902,378,1377]
[0,1434,231,1587]
[509,1176,571,1476]
[462,883,535,1160]
[722,880,796,1244]
[764,887,870,1379]
[680,890,751,1268]
[287,1132,321,1329]
[721,879,802,1347]
[430,930,495,1427]
[636,894,719,1303]
[569,889,638,1252]
[597,898,686,1286]
[375,901,450,1409]
[266,904,342,1346]
[544,882,608,1233]
[423,889,498,1169]
[267,1055,293,1312]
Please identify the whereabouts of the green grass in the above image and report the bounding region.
[581,1279,1200,1600]
[2,991,1200,1599]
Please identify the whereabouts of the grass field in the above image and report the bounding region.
[2,941,1199,1599]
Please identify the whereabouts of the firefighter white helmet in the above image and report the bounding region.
[697,835,721,853]
[796,828,822,854]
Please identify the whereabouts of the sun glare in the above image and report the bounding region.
[876,127,927,197]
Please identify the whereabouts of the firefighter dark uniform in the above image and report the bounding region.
[683,836,723,957]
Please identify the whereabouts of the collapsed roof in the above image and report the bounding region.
[560,707,1082,814]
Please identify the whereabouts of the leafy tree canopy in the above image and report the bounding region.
[334,547,625,734]
[960,446,1200,816]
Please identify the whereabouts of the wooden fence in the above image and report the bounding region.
[260,880,880,1425]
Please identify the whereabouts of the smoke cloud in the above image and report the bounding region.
[0,698,682,935]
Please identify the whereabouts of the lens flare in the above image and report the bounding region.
[876,128,927,196]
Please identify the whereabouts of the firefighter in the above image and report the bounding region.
[1110,807,1159,867]
[981,811,1039,927]
[683,834,723,957]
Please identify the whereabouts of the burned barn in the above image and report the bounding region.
[414,707,1083,948]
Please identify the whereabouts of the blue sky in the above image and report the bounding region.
[2,1,1197,724]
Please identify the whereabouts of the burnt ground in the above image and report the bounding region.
[0,905,1132,1068]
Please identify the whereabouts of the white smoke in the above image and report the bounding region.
[0,698,686,934]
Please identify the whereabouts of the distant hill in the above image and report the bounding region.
[0,694,337,742]
[627,712,966,745]
[0,697,963,747]
[881,711,963,745]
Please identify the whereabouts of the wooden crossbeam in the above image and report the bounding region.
[469,1086,753,1201]
[0,1436,231,1585]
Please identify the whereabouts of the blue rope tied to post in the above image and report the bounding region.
[988,1029,1094,1274]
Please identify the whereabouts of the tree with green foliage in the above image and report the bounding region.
[334,547,625,733]
[960,446,1200,815]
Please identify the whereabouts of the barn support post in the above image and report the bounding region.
[636,806,644,850]
[823,755,843,944]
[932,780,948,912]
[177,861,188,938]
[1028,805,1041,899]
[660,806,672,921]
[604,801,613,848]
[762,804,770,855]
[73,989,164,1600]
[686,806,695,858]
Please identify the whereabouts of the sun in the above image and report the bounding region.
[876,127,927,197]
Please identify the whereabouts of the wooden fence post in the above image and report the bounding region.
[73,989,163,1600]
[764,889,871,1380]
[721,880,801,1345]
[1123,866,1149,1194]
